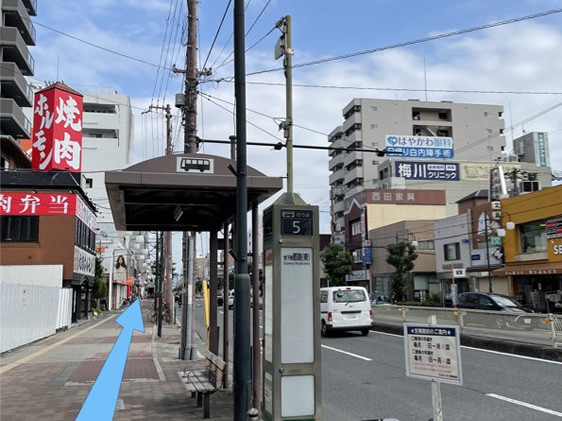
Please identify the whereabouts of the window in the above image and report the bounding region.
[371,141,379,147]
[372,160,379,166]
[1,216,39,242]
[519,220,547,253]
[333,289,366,303]
[320,290,328,304]
[352,249,363,263]
[417,240,435,251]
[444,242,460,261]
[85,178,94,188]
[370,106,378,112]
[371,124,378,130]
[351,221,362,236]
[1,155,9,171]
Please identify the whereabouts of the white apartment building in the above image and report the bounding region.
[80,91,134,238]
[329,98,506,243]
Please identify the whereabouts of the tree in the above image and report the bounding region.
[92,256,107,306]
[386,241,418,302]
[321,243,353,286]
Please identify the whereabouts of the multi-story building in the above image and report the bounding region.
[344,188,447,284]
[329,98,506,244]
[80,91,134,238]
[377,159,552,215]
[0,0,36,169]
[495,185,562,312]
[369,219,437,301]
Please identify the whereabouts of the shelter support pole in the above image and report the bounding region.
[223,222,230,388]
[251,203,261,409]
[209,230,219,355]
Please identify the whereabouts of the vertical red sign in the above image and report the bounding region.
[31,82,83,172]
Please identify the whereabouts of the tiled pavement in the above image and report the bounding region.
[0,300,234,420]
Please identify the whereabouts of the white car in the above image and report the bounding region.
[226,290,234,309]
[320,286,373,336]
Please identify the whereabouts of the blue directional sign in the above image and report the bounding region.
[385,135,454,159]
[76,299,144,421]
[395,161,460,181]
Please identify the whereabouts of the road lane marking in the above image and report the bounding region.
[373,331,562,365]
[487,393,562,417]
[321,345,372,361]
[461,346,562,365]
[0,315,116,374]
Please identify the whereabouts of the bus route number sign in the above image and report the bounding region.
[281,209,313,236]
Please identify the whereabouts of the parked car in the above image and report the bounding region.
[320,286,373,336]
[369,293,393,306]
[457,292,534,329]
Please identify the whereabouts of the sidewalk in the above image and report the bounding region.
[0,300,234,420]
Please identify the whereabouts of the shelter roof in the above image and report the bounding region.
[105,154,283,232]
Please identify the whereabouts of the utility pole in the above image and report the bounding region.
[175,0,200,360]
[144,104,174,316]
[275,16,294,199]
[183,0,199,154]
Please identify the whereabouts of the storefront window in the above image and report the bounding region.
[519,220,547,253]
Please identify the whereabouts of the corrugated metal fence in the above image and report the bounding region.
[0,265,73,353]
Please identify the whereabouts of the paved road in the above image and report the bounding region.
[321,330,562,421]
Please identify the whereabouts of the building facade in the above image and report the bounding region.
[0,171,97,322]
[369,219,437,301]
[80,91,134,238]
[495,185,562,312]
[329,98,506,244]
[344,188,447,285]
[0,0,36,169]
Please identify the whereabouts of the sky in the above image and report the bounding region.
[28,0,562,263]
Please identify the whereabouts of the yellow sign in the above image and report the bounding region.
[548,238,562,261]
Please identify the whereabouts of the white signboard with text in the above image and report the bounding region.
[404,323,462,385]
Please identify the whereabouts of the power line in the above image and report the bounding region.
[218,80,562,96]
[236,8,562,77]
[214,0,275,71]
[201,0,233,72]
[152,0,177,103]
[31,20,168,69]
[208,0,253,70]
[200,94,283,142]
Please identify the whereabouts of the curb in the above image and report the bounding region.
[371,322,562,362]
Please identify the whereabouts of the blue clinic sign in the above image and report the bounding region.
[385,135,454,159]
[395,161,460,181]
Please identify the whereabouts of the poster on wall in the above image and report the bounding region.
[113,252,128,283]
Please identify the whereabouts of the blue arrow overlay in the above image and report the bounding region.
[76,299,144,421]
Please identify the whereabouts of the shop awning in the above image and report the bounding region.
[493,262,562,276]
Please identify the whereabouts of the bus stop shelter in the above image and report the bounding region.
[105,153,282,232]
[104,152,283,386]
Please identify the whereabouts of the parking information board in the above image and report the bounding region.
[404,324,462,385]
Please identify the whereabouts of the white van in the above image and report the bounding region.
[320,286,373,336]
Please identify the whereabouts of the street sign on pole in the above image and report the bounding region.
[262,201,322,421]
[404,323,462,385]
[404,322,462,421]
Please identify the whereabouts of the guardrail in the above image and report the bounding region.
[372,305,562,348]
